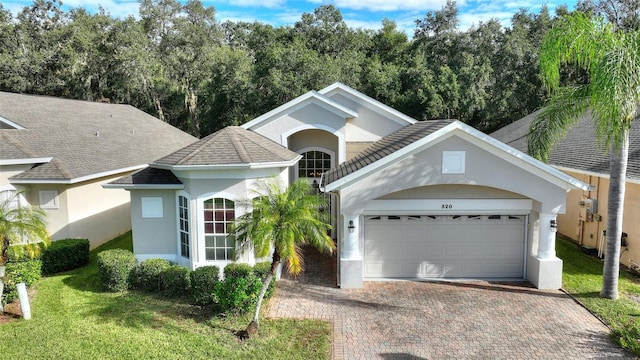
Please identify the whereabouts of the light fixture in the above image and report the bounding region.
[550,219,557,232]
[348,220,356,233]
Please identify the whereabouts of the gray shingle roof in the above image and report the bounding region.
[108,167,183,186]
[155,126,300,166]
[490,110,640,180]
[323,120,454,186]
[0,92,197,182]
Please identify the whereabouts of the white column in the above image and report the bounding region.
[341,215,361,260]
[538,213,557,260]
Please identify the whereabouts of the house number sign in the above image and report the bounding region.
[441,204,453,209]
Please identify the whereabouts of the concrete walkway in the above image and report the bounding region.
[267,247,633,359]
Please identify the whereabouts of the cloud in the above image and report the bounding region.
[306,0,451,12]
[217,0,287,9]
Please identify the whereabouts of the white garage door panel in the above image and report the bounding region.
[364,215,525,279]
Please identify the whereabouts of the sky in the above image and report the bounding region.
[3,0,579,35]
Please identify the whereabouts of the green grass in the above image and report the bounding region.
[558,236,640,355]
[0,232,331,360]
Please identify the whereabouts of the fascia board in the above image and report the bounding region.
[102,183,184,190]
[0,157,53,165]
[552,165,640,185]
[0,116,26,129]
[9,164,147,185]
[153,156,302,171]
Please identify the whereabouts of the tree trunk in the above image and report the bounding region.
[0,265,5,313]
[246,249,280,336]
[601,133,629,299]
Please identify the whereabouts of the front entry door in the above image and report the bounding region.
[297,149,336,238]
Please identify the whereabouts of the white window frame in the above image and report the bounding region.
[177,193,191,260]
[141,197,164,218]
[202,197,236,261]
[39,190,59,209]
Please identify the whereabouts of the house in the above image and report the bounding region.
[107,83,589,289]
[492,110,640,271]
[0,92,197,248]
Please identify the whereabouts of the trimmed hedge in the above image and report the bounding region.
[97,249,137,292]
[41,238,90,275]
[190,266,220,305]
[1,258,42,305]
[135,258,172,292]
[213,273,262,314]
[223,262,253,279]
[160,265,190,298]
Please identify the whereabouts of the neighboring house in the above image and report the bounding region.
[0,92,197,248]
[492,110,640,271]
[108,83,589,289]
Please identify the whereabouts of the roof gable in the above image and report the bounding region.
[322,120,590,192]
[318,82,416,126]
[241,90,358,131]
[154,126,300,168]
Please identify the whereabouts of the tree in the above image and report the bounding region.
[231,178,335,335]
[528,12,640,299]
[0,191,50,312]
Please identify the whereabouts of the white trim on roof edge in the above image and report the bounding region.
[0,116,26,129]
[553,165,640,185]
[241,90,358,130]
[0,157,53,166]
[322,121,591,192]
[9,164,148,185]
[318,82,417,126]
[153,156,302,171]
[103,183,185,190]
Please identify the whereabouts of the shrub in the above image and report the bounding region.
[41,238,90,275]
[159,265,190,298]
[213,263,262,314]
[190,266,220,305]
[135,258,172,292]
[1,258,42,305]
[97,249,137,292]
[252,261,276,299]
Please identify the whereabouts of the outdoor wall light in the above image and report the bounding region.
[348,220,356,233]
[550,219,558,232]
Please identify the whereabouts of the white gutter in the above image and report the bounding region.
[152,156,302,171]
[0,157,53,166]
[9,164,148,184]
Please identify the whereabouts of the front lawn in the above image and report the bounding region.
[0,232,331,359]
[558,236,640,355]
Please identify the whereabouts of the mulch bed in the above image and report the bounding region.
[0,299,23,324]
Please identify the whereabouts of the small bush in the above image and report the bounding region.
[253,261,276,299]
[135,258,172,292]
[190,266,220,305]
[213,274,262,314]
[41,238,90,275]
[159,265,190,298]
[97,249,137,292]
[2,258,42,305]
[223,262,253,279]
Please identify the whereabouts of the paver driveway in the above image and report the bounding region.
[267,248,633,359]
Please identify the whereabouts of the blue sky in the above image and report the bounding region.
[4,0,578,35]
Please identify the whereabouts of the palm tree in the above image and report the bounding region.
[0,191,50,311]
[529,12,640,299]
[231,178,335,335]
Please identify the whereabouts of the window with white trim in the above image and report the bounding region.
[203,198,235,261]
[178,195,190,259]
[298,150,332,178]
[39,190,59,209]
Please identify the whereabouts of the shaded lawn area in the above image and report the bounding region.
[0,232,331,360]
[558,235,640,355]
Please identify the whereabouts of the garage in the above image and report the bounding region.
[364,214,526,279]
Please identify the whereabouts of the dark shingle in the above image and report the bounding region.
[323,120,453,186]
[0,92,197,181]
[109,167,182,186]
[155,126,299,166]
[491,110,640,180]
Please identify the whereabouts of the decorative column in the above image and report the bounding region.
[342,215,361,260]
[537,213,558,260]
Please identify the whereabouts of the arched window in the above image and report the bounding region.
[298,150,332,179]
[178,195,190,259]
[203,198,235,261]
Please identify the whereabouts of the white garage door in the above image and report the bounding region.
[364,215,526,279]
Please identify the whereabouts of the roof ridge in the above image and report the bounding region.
[2,130,38,158]
[227,127,252,163]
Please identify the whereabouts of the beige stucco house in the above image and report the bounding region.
[0,92,196,248]
[108,83,589,289]
[492,110,640,271]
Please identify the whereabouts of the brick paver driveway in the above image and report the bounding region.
[267,248,633,359]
